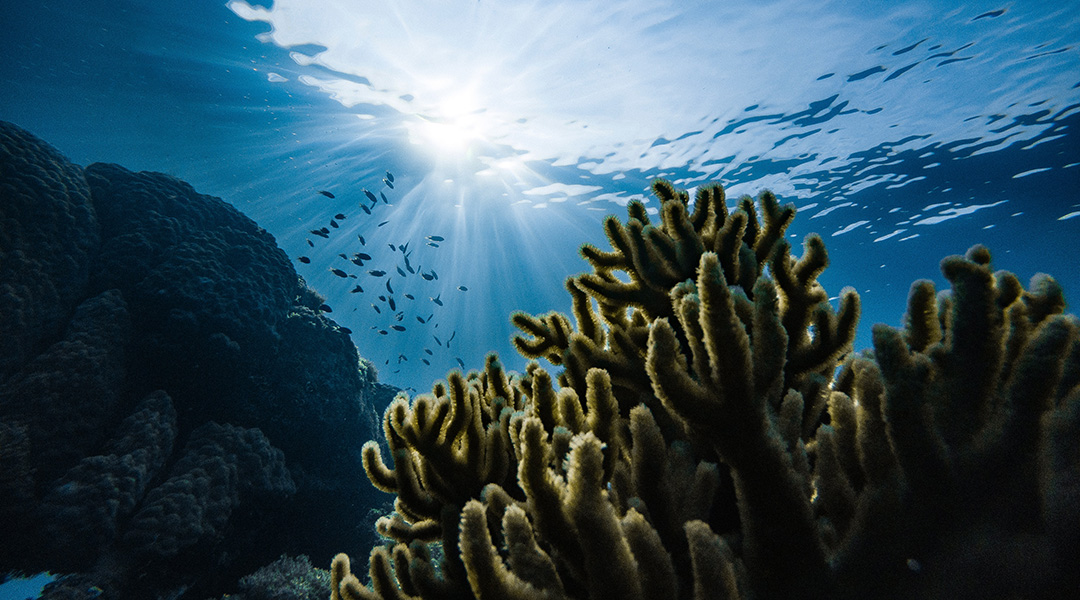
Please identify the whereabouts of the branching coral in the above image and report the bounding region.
[334,181,1077,600]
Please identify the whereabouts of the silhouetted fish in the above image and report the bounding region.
[340,327,352,334]
[424,348,433,356]
[404,294,415,300]
[427,242,440,248]
[350,285,363,293]
[307,239,314,247]
[321,227,330,234]
[378,295,386,302]
[364,189,378,203]
[330,220,339,228]
[388,297,396,311]
[320,304,333,313]
[386,279,394,293]
[422,358,430,366]
[368,270,386,277]
[421,272,434,281]
[416,316,426,324]
[456,357,465,369]
[425,313,433,322]
[360,204,371,215]
[427,235,445,242]
[330,268,348,278]
[357,235,366,245]
[372,304,382,314]
[434,335,442,346]
[447,331,456,343]
[298,256,311,264]
[431,270,439,280]
[335,213,346,220]
[318,190,335,198]
[458,286,468,291]
[378,329,388,335]
[311,229,329,238]
[401,241,410,254]
[378,220,389,227]
[392,325,406,332]
[380,191,388,204]
[431,294,443,306]
[388,243,396,251]
[354,252,371,261]
[385,170,395,183]
[351,257,364,267]
[394,312,404,321]
[383,178,394,189]
[397,266,407,277]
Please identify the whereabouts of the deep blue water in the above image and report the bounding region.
[1,0,1077,399]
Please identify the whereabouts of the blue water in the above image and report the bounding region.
[1,0,1077,399]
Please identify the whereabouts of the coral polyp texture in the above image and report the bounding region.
[334,180,1078,599]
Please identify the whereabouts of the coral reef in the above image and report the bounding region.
[0,121,396,599]
[334,181,1078,599]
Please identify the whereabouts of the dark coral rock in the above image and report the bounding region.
[123,421,294,559]
[227,555,331,600]
[38,390,177,570]
[0,289,132,485]
[0,121,99,378]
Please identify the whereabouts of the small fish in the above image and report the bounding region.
[447,331,456,343]
[388,297,396,311]
[378,295,386,302]
[378,220,390,227]
[424,348,433,356]
[354,252,372,261]
[422,358,430,366]
[383,178,395,189]
[364,189,378,203]
[431,270,439,280]
[330,268,348,278]
[310,229,329,238]
[421,272,434,281]
[404,256,415,274]
[335,213,346,220]
[456,357,465,369]
[318,190,335,198]
[385,170,395,183]
[368,270,386,277]
[431,294,443,306]
[360,204,372,215]
[378,329,388,335]
[395,312,404,321]
[338,253,348,260]
[392,325,406,332]
[458,285,468,291]
[350,285,364,293]
[434,335,443,346]
[340,327,352,334]
[401,241,410,254]
[386,279,394,293]
[404,293,415,300]
[380,191,389,204]
[321,227,330,234]
[350,274,358,279]
[330,219,339,228]
[350,257,364,267]
[357,235,366,245]
[372,304,382,314]
[398,354,408,363]
[426,313,433,322]
[397,266,407,277]
[319,304,333,313]
[427,242,440,248]
[416,316,426,324]
[297,256,311,264]
[427,235,445,242]
[388,243,397,251]
[306,239,314,247]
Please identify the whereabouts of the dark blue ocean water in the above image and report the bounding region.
[1,0,1077,400]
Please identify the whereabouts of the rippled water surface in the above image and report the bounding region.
[2,0,1077,394]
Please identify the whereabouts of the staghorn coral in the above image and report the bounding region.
[335,180,1077,600]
